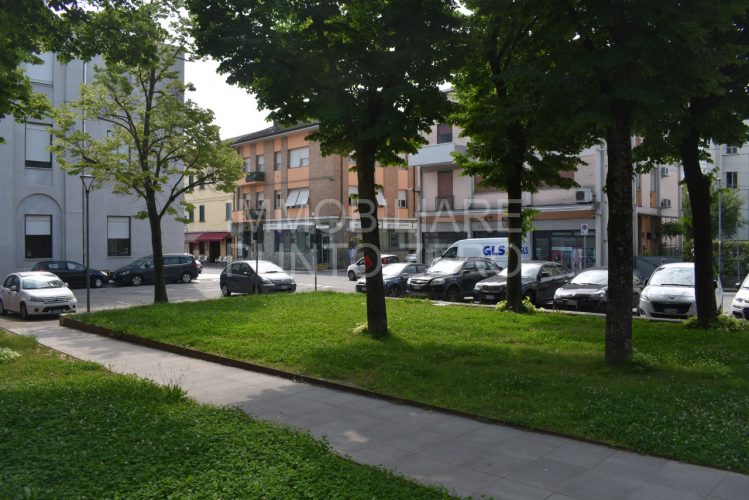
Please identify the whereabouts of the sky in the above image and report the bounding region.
[184,58,271,140]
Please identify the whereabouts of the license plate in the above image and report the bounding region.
[411,284,423,290]
[567,299,577,306]
[483,294,496,301]
[664,308,678,314]
[49,308,65,314]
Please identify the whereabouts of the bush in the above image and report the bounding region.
[495,297,537,314]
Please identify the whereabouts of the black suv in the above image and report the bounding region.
[406,258,497,302]
[112,254,199,286]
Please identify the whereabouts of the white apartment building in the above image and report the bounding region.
[0,53,184,279]
[409,123,682,272]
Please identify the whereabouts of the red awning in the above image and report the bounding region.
[200,232,231,242]
[185,232,202,243]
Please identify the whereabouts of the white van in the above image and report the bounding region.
[432,238,531,270]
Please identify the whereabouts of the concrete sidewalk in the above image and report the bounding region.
[8,321,747,500]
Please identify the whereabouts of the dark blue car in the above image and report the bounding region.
[356,263,427,297]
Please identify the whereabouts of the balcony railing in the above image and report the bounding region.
[245,171,265,182]
[435,195,454,211]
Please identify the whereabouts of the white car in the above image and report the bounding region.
[731,274,749,319]
[346,254,400,281]
[0,272,77,320]
[638,262,723,320]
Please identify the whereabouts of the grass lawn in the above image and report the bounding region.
[0,331,449,498]
[76,292,749,473]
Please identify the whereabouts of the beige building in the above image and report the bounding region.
[184,180,233,262]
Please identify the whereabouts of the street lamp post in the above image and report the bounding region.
[312,212,318,291]
[80,174,96,313]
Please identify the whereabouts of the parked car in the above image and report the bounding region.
[553,267,643,313]
[473,260,574,306]
[112,254,199,286]
[0,272,77,319]
[220,260,296,296]
[407,258,497,302]
[195,259,203,274]
[355,263,428,297]
[347,254,400,281]
[639,262,723,320]
[731,273,749,319]
[30,260,109,289]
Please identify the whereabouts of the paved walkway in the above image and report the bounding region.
[8,321,747,500]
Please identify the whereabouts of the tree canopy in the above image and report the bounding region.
[189,0,463,337]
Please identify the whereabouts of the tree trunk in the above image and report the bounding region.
[681,128,717,326]
[356,145,388,338]
[506,164,524,310]
[146,193,168,304]
[604,103,633,364]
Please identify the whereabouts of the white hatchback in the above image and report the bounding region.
[639,262,723,320]
[731,274,749,319]
[0,272,77,320]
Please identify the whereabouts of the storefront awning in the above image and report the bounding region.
[185,232,231,242]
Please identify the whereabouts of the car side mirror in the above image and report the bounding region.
[540,272,550,279]
[9,286,17,292]
[64,283,69,288]
[735,282,741,289]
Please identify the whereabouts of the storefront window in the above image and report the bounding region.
[533,230,595,272]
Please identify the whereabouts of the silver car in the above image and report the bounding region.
[346,254,400,281]
[0,272,77,319]
[638,262,723,320]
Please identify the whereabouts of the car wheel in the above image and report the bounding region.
[92,277,104,288]
[387,284,403,298]
[180,272,193,284]
[348,271,356,281]
[0,299,7,316]
[130,274,143,286]
[221,284,231,297]
[523,290,537,306]
[20,303,29,320]
[445,286,461,302]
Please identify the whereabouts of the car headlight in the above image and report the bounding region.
[593,288,607,298]
[640,289,650,301]
[262,278,273,285]
[120,270,131,275]
[554,288,563,298]
[431,278,445,285]
[735,297,745,304]
[474,283,484,290]
[407,278,412,285]
[25,294,43,302]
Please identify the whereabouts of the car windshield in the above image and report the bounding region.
[571,270,608,286]
[428,260,464,274]
[498,263,542,279]
[382,263,409,276]
[250,262,284,274]
[130,256,152,268]
[23,277,64,289]
[649,267,694,287]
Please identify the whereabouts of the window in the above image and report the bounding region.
[188,175,194,191]
[225,202,232,221]
[199,205,205,222]
[25,123,52,168]
[348,186,358,206]
[274,190,281,209]
[726,171,738,189]
[256,154,264,172]
[188,209,194,221]
[67,262,84,271]
[376,190,386,206]
[25,215,52,259]
[274,151,282,170]
[243,157,252,172]
[289,147,310,168]
[726,145,739,155]
[198,179,205,190]
[257,192,265,209]
[285,188,310,207]
[25,52,54,83]
[107,216,131,257]
[398,190,407,208]
[436,123,453,144]
[650,170,657,192]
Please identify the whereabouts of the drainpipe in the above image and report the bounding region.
[596,144,605,266]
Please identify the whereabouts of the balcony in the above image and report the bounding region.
[408,142,467,168]
[435,196,454,211]
[245,171,265,182]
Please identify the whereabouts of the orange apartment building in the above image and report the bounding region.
[229,123,418,270]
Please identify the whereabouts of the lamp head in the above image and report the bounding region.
[80,174,95,191]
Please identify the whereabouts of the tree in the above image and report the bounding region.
[681,184,745,241]
[188,0,462,338]
[51,2,243,304]
[636,1,749,327]
[451,0,591,311]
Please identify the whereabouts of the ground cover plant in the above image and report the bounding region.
[0,330,449,498]
[75,292,749,473]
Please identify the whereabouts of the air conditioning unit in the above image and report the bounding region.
[660,198,672,208]
[575,188,593,203]
[660,166,669,177]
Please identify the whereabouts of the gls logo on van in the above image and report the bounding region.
[483,245,529,256]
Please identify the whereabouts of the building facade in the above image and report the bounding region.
[184,180,233,262]
[0,53,185,280]
[228,124,418,270]
[409,123,682,272]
